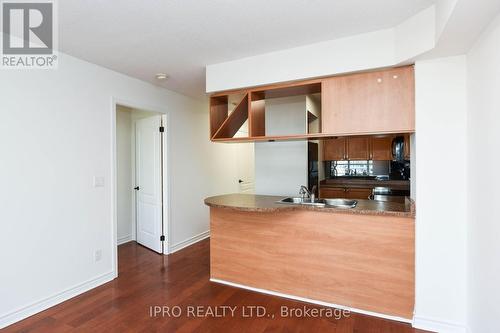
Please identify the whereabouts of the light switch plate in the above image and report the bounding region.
[94,249,102,262]
[93,176,105,187]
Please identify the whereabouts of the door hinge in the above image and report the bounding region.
[159,126,165,133]
[160,235,165,241]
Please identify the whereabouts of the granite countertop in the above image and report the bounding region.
[205,194,415,218]
[321,178,410,190]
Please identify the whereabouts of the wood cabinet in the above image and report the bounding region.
[323,137,346,160]
[371,136,393,160]
[324,135,401,161]
[345,188,372,200]
[210,207,415,319]
[319,187,346,199]
[209,66,415,142]
[323,134,415,161]
[404,134,411,160]
[347,137,369,160]
[320,187,372,200]
[322,66,415,135]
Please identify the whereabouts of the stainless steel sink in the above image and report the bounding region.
[278,197,325,206]
[323,198,358,208]
[279,197,304,204]
[278,197,358,208]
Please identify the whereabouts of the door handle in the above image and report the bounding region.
[134,186,140,190]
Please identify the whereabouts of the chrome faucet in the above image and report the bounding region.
[299,185,311,200]
[299,185,317,202]
[310,185,317,202]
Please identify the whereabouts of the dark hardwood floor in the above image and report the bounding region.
[4,240,432,333]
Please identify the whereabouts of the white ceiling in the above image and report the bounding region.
[59,0,436,99]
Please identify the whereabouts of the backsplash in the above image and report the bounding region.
[324,160,410,180]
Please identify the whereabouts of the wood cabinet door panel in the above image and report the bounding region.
[347,137,369,160]
[323,138,346,161]
[404,134,411,160]
[345,188,372,200]
[322,66,414,135]
[320,188,346,199]
[381,67,415,133]
[370,136,393,160]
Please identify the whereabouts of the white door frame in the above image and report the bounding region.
[110,97,171,278]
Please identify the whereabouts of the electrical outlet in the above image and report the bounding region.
[94,249,102,262]
[93,176,105,187]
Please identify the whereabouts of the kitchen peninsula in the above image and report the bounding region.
[205,65,416,322]
[205,194,415,320]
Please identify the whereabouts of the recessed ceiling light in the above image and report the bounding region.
[155,73,169,80]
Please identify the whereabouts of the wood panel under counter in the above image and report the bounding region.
[205,194,415,320]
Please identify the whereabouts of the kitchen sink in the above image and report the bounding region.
[279,197,304,204]
[323,199,358,208]
[277,197,358,208]
[278,197,325,206]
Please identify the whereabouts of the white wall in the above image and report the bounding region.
[206,5,446,93]
[0,53,235,328]
[255,96,308,196]
[207,29,395,93]
[466,13,500,333]
[413,56,468,332]
[116,106,134,244]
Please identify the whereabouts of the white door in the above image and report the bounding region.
[135,116,163,253]
[236,142,255,193]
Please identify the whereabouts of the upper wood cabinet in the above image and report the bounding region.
[346,137,369,160]
[209,66,415,142]
[323,134,411,161]
[321,66,415,136]
[323,137,346,160]
[404,134,411,160]
[371,136,393,160]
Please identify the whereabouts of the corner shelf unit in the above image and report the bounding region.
[209,80,322,142]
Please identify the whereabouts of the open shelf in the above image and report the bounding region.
[211,93,249,139]
[247,82,322,140]
[209,95,228,138]
[249,99,265,137]
[209,79,324,142]
[251,82,321,101]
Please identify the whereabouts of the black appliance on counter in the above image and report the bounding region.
[390,160,410,180]
[392,136,405,161]
[308,142,319,196]
[390,136,410,180]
